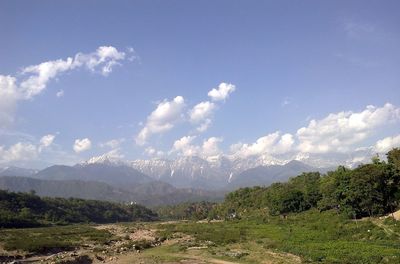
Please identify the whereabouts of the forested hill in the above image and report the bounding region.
[0,190,158,228]
[213,148,400,220]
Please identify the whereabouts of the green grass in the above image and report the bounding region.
[157,210,400,263]
[0,224,113,253]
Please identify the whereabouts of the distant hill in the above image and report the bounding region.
[0,159,329,205]
[228,160,325,189]
[0,176,224,207]
[34,163,152,189]
[0,189,157,228]
[0,176,136,202]
[0,166,38,177]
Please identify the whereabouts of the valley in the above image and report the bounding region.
[1,210,399,264]
[1,149,400,263]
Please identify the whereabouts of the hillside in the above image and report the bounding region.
[34,163,152,189]
[0,176,224,207]
[227,160,320,189]
[0,176,136,202]
[214,148,400,220]
[0,190,158,228]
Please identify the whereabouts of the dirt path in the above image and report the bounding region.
[108,251,240,264]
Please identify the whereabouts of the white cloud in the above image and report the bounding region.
[297,103,400,153]
[208,82,236,101]
[189,101,215,132]
[0,46,133,128]
[201,137,223,157]
[20,57,75,99]
[73,46,128,76]
[172,136,198,156]
[196,119,212,133]
[39,134,55,152]
[56,90,64,98]
[136,96,185,145]
[0,142,38,163]
[374,134,400,153]
[275,133,295,154]
[189,101,215,123]
[144,146,164,157]
[230,132,294,158]
[40,134,55,147]
[73,138,92,153]
[171,136,223,159]
[99,138,125,149]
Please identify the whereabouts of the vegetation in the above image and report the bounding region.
[158,209,400,263]
[0,225,112,253]
[213,148,400,220]
[0,190,158,228]
[155,201,217,220]
[1,149,399,263]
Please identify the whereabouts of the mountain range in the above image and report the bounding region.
[0,155,335,206]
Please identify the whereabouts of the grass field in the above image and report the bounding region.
[0,225,113,253]
[157,210,400,263]
[1,210,399,263]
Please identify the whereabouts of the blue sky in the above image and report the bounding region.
[0,0,399,168]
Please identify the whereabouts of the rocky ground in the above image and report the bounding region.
[0,221,301,264]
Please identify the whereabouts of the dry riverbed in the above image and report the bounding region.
[0,221,300,264]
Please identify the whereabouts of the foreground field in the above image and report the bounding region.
[1,210,399,263]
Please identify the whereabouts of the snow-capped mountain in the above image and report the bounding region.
[80,152,343,189]
[129,156,227,189]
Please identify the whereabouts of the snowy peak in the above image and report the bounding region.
[79,153,125,167]
[80,153,337,190]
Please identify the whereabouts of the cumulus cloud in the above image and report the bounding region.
[171,136,223,159]
[189,101,215,123]
[172,136,198,156]
[196,119,212,133]
[0,142,38,163]
[136,96,185,145]
[296,103,400,153]
[39,134,55,152]
[201,137,223,157]
[0,46,133,128]
[208,82,236,101]
[230,132,294,158]
[374,134,400,153]
[73,46,128,76]
[40,134,55,147]
[189,101,215,132]
[73,138,92,153]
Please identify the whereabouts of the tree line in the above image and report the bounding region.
[213,148,400,220]
[0,190,158,228]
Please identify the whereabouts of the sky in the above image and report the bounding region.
[0,0,400,169]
